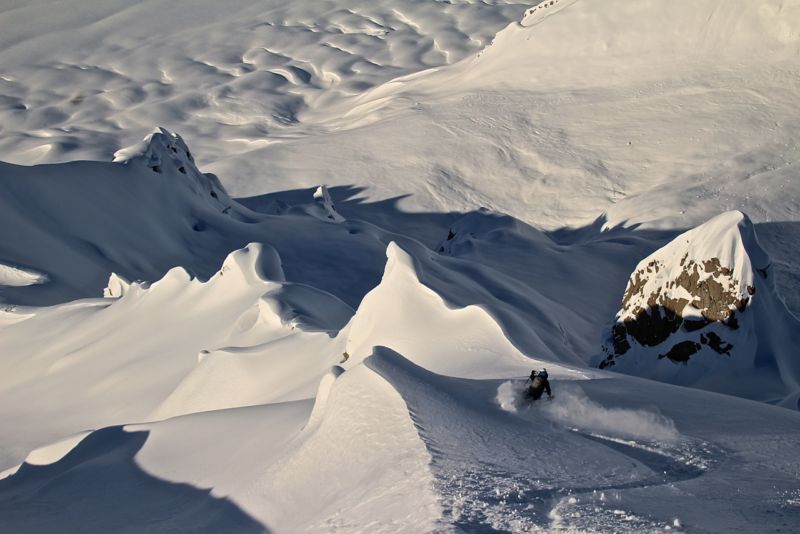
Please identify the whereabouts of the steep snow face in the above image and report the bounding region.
[599,211,800,403]
[340,241,571,379]
[235,363,442,532]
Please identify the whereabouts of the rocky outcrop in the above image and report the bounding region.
[599,211,768,369]
[596,211,800,404]
[601,254,753,366]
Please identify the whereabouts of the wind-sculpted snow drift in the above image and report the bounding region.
[2,138,800,533]
[2,0,800,532]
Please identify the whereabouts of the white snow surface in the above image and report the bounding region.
[1,1,800,533]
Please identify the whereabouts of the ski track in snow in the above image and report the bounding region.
[432,379,724,532]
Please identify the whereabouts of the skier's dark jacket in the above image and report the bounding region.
[528,370,551,400]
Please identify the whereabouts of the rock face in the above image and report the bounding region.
[597,211,800,403]
[602,253,751,366]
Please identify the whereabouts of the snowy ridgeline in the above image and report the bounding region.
[1,126,799,533]
[1,0,800,532]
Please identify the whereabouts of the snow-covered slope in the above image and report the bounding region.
[599,211,800,405]
[2,1,800,532]
[0,127,259,305]
[0,0,530,166]
[211,0,800,235]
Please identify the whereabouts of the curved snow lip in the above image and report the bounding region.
[304,365,345,430]
[105,242,285,301]
[249,356,441,532]
[208,242,285,285]
[0,430,94,481]
[259,283,354,335]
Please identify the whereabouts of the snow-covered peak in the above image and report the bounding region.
[309,185,345,223]
[111,127,240,209]
[113,127,196,171]
[615,210,765,327]
[599,211,800,402]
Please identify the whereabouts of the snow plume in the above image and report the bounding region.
[497,381,678,442]
[495,380,526,413]
[542,385,679,443]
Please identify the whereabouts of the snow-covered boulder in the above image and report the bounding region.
[598,211,800,402]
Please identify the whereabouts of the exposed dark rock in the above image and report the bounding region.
[621,272,647,313]
[623,305,683,347]
[684,318,709,332]
[703,257,733,277]
[659,341,701,363]
[611,324,630,356]
[602,253,752,369]
[724,310,739,330]
[701,331,733,355]
[688,274,746,322]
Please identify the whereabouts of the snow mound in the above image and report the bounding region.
[213,242,285,286]
[435,208,550,255]
[340,241,537,378]
[0,263,47,287]
[599,211,800,402]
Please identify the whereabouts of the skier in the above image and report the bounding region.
[527,368,552,401]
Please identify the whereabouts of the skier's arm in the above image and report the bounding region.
[544,380,552,397]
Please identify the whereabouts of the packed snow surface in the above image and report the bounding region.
[1,0,800,532]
